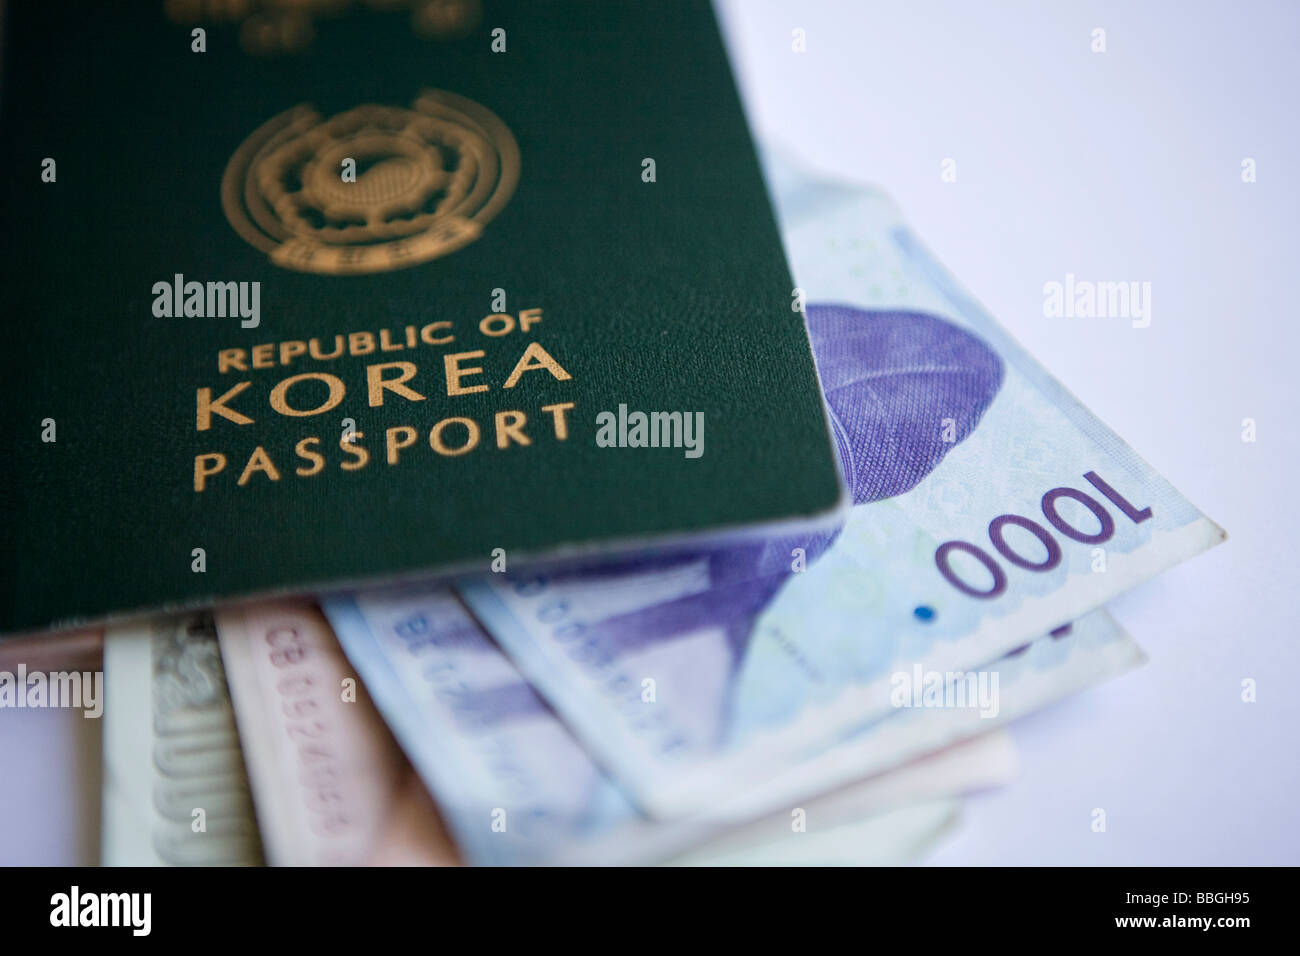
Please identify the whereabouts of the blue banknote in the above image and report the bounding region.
[322,588,654,866]
[456,157,1223,816]
[326,583,1140,864]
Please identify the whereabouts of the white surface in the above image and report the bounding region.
[0,707,101,865]
[719,0,1299,864]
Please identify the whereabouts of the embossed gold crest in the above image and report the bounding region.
[222,90,519,274]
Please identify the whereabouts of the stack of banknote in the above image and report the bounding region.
[86,154,1223,866]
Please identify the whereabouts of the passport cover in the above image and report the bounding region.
[0,0,843,636]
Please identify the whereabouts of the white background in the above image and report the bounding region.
[719,0,1299,863]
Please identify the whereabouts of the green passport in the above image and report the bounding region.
[0,0,843,636]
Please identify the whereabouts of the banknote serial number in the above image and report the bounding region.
[934,470,1151,598]
[260,625,359,840]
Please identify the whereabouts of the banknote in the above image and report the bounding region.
[672,799,962,868]
[672,731,1014,866]
[456,156,1221,815]
[326,585,1138,864]
[713,611,1142,822]
[367,773,463,867]
[0,628,102,674]
[215,602,458,866]
[101,613,263,866]
[323,588,649,866]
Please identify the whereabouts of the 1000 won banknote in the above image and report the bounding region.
[455,156,1223,816]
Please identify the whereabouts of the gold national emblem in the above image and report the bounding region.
[222,90,519,274]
